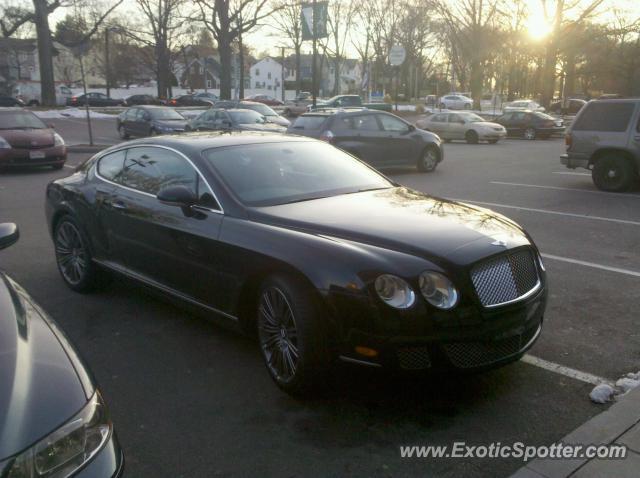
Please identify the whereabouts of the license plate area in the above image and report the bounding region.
[29,151,46,159]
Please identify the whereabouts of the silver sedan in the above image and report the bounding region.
[416,111,507,144]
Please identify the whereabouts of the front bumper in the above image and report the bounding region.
[478,130,506,141]
[0,145,67,168]
[334,285,546,372]
[560,153,590,169]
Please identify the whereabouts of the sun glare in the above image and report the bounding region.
[526,9,553,40]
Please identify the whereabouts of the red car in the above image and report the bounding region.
[0,108,66,170]
[245,94,284,106]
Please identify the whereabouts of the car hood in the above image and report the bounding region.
[239,123,286,132]
[266,115,291,127]
[1,128,54,148]
[472,121,504,129]
[153,119,188,129]
[0,273,92,459]
[251,187,532,266]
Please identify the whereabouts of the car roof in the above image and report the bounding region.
[301,107,371,117]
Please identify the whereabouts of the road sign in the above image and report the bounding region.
[301,2,328,40]
[389,45,406,66]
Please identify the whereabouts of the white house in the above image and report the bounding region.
[250,57,282,93]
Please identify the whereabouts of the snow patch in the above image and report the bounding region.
[34,108,115,119]
[590,370,640,403]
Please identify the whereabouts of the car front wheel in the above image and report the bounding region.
[118,125,129,139]
[257,275,329,396]
[418,146,439,172]
[592,154,636,192]
[465,130,479,144]
[524,128,536,140]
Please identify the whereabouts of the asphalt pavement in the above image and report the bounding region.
[1,129,639,477]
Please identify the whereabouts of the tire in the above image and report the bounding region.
[54,215,106,292]
[417,145,440,172]
[256,274,329,396]
[488,139,499,144]
[118,125,129,139]
[592,154,636,192]
[28,100,40,107]
[465,130,479,144]
[524,128,536,140]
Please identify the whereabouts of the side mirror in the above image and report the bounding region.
[157,186,196,207]
[0,223,19,250]
[48,123,55,129]
[408,124,416,132]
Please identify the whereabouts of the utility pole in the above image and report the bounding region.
[203,56,208,92]
[105,28,110,98]
[312,0,317,108]
[281,47,285,102]
[79,55,93,146]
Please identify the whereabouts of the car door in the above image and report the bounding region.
[106,145,226,308]
[131,108,148,136]
[378,113,419,162]
[447,113,466,139]
[194,110,218,131]
[121,108,138,135]
[340,113,386,165]
[427,113,448,138]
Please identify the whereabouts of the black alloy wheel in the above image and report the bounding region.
[592,155,636,192]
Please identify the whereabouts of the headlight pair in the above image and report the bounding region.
[3,392,111,478]
[374,271,459,310]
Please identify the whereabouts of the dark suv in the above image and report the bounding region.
[287,109,443,172]
[561,99,640,191]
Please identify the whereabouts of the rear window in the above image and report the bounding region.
[573,102,635,132]
[291,116,327,130]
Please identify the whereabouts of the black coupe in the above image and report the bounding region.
[46,133,547,395]
[0,223,123,476]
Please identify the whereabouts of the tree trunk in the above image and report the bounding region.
[218,34,232,99]
[33,0,56,106]
[155,38,170,99]
[295,45,301,95]
[541,40,558,107]
[333,57,340,95]
[470,59,482,109]
[239,33,245,99]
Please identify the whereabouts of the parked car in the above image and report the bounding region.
[167,95,214,107]
[310,95,393,112]
[122,94,162,106]
[194,92,219,102]
[45,133,546,395]
[417,111,506,144]
[67,92,123,107]
[0,108,66,170]
[213,100,290,126]
[13,82,73,106]
[438,95,473,110]
[0,96,24,107]
[117,105,188,139]
[186,108,286,133]
[503,100,545,112]
[287,109,443,172]
[561,99,640,192]
[495,111,564,140]
[245,94,284,106]
[0,222,124,477]
[283,91,313,117]
[549,98,586,115]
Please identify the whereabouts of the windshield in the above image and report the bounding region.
[202,141,392,206]
[243,103,277,116]
[229,110,267,124]
[0,111,47,129]
[150,108,185,120]
[456,113,484,122]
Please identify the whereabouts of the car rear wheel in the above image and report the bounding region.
[257,275,329,396]
[524,128,536,140]
[118,125,129,139]
[592,154,636,192]
[465,130,479,144]
[54,216,106,292]
[418,146,439,172]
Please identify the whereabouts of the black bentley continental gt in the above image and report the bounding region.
[45,132,547,395]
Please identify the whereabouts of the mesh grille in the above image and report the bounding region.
[397,347,432,370]
[443,334,523,369]
[471,249,539,307]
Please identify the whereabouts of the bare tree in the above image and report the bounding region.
[271,0,303,94]
[323,0,357,95]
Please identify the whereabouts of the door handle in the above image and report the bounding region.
[110,200,128,210]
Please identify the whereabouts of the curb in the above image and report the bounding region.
[510,386,640,477]
[67,144,111,154]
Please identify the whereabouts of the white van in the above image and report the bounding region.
[13,82,73,106]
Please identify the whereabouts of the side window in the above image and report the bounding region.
[97,150,126,182]
[513,112,526,121]
[500,113,513,122]
[332,117,353,130]
[352,115,380,131]
[379,114,408,132]
[196,175,219,209]
[448,114,464,123]
[121,147,198,196]
[432,114,445,122]
[573,103,635,132]
[135,109,147,121]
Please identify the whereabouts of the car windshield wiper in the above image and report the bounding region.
[281,195,333,204]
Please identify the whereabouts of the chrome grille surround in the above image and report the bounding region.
[471,249,540,308]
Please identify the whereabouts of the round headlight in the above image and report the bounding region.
[374,274,415,309]
[419,271,459,309]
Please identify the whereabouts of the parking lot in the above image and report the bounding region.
[1,125,639,476]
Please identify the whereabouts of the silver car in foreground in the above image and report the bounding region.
[561,99,640,192]
[417,111,507,144]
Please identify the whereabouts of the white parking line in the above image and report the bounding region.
[449,198,640,226]
[63,165,75,169]
[541,253,640,278]
[522,355,613,386]
[490,181,640,198]
[552,171,591,177]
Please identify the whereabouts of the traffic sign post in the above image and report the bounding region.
[389,45,406,111]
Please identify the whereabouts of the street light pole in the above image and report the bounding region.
[312,0,317,108]
[105,28,110,98]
